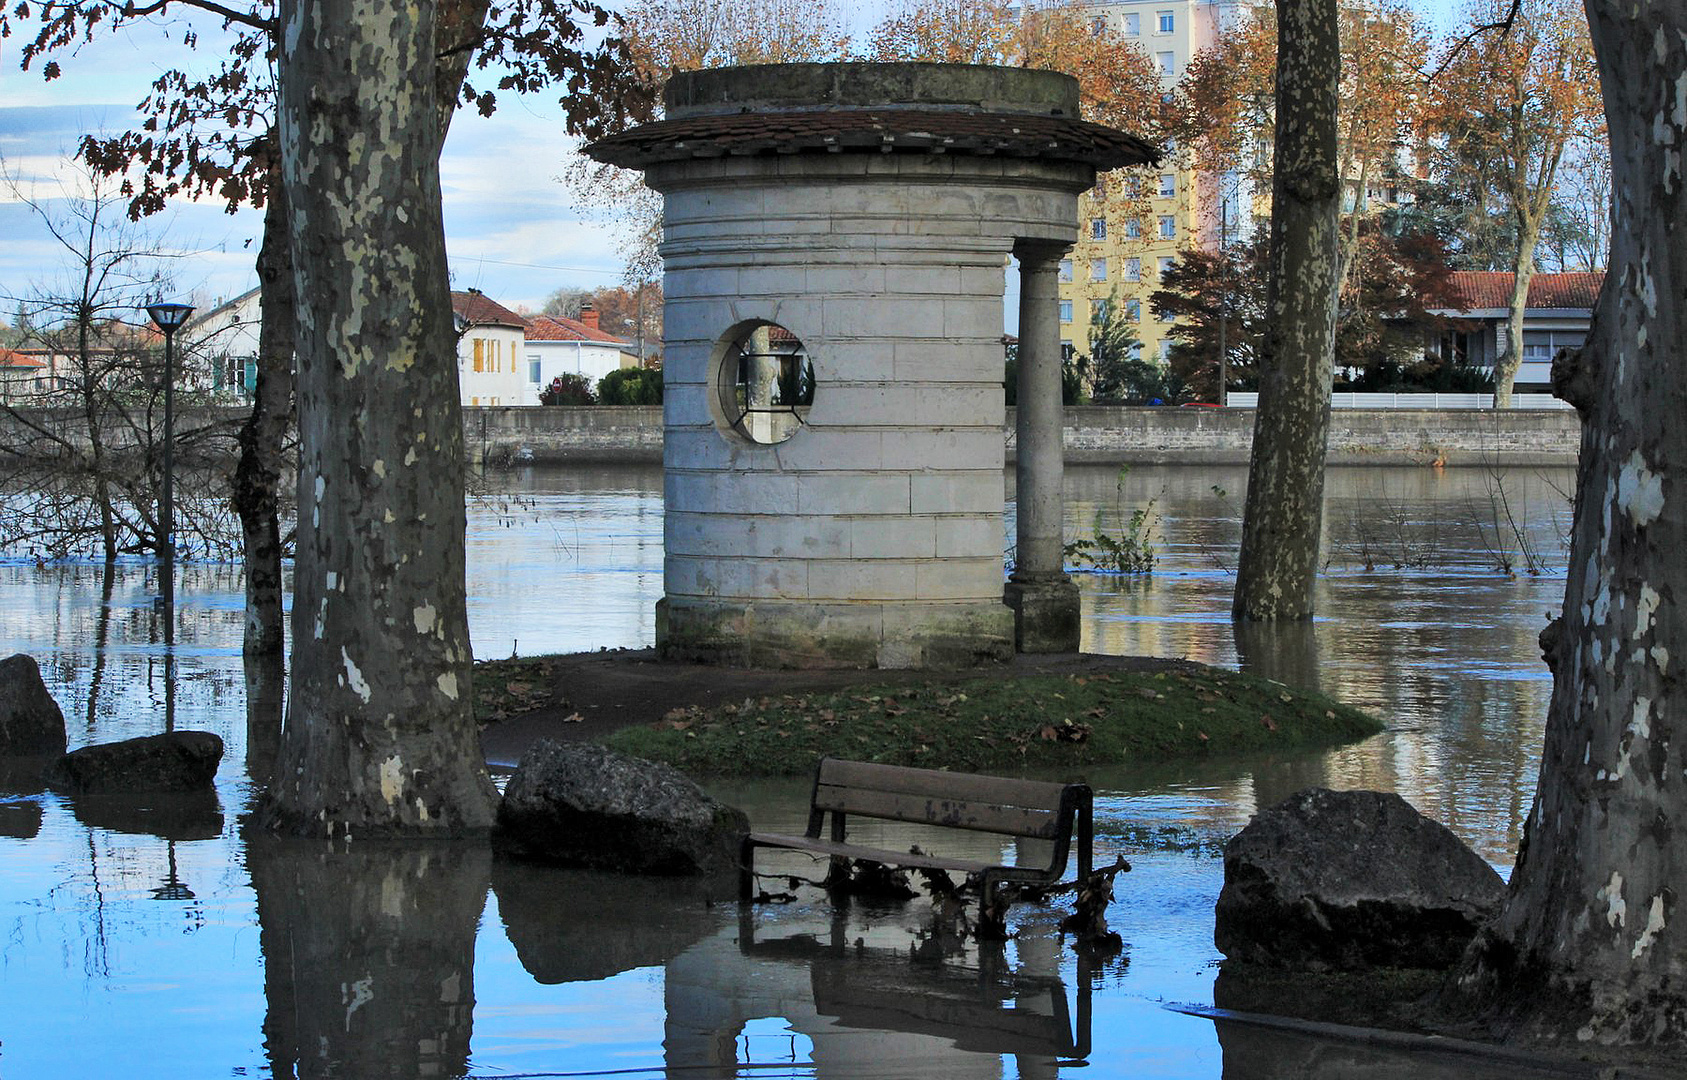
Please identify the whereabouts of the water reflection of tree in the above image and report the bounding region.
[249,834,489,1079]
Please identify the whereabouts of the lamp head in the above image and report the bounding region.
[145,302,195,333]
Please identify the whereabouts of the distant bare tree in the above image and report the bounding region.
[0,165,240,560]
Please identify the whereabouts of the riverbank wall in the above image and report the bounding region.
[463,406,1581,469]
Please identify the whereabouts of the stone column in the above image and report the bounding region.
[1005,241,1080,653]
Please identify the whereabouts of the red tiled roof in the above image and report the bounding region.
[451,290,526,328]
[1446,272,1603,311]
[2,348,47,369]
[525,313,631,345]
[587,107,1160,172]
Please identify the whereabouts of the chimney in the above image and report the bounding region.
[580,302,599,332]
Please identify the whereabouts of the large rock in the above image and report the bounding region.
[46,731,224,794]
[0,654,66,757]
[1215,787,1506,971]
[496,740,748,877]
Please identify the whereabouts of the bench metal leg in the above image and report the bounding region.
[739,834,756,901]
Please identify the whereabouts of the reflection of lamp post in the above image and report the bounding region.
[150,840,197,902]
[144,302,194,606]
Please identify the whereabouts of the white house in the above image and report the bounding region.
[522,305,637,405]
[1430,272,1602,391]
[182,287,263,401]
[453,290,528,406]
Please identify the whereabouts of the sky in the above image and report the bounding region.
[0,1,1465,327]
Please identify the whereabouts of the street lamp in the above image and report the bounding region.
[145,301,194,605]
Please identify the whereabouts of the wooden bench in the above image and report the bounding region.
[740,758,1093,908]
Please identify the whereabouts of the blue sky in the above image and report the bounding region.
[0,9,628,320]
[0,1,1464,325]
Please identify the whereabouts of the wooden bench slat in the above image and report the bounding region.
[817,758,1069,811]
[746,831,998,875]
[813,784,1065,839]
[741,758,1094,906]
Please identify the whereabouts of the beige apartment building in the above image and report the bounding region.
[1056,0,1245,372]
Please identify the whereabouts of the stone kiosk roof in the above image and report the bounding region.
[586,62,1160,172]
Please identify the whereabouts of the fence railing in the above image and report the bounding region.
[1223,392,1572,410]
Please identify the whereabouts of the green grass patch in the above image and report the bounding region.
[604,665,1382,776]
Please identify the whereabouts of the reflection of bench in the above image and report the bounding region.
[739,758,1093,908]
[811,953,1088,1059]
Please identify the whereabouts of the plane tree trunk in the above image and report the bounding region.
[233,173,296,659]
[1438,0,1687,1048]
[1232,0,1342,623]
[260,0,496,837]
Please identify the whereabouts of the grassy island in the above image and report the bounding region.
[475,653,1384,777]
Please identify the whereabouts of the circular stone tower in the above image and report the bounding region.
[588,63,1155,668]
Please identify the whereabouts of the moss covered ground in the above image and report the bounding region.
[599,664,1381,776]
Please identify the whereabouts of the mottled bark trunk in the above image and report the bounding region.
[262,0,497,836]
[233,174,296,658]
[1232,0,1342,623]
[1495,223,1540,409]
[252,834,488,1078]
[1438,0,1687,1048]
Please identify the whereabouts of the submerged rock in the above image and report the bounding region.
[0,653,67,757]
[496,740,748,877]
[47,731,224,795]
[1215,787,1505,971]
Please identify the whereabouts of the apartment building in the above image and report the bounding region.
[1056,0,1244,373]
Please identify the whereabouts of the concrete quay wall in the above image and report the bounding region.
[465,405,1581,469]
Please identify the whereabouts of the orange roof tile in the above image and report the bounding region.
[1445,272,1603,311]
[525,314,631,345]
[2,348,46,370]
[450,289,527,328]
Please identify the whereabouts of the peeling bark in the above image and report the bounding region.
[1438,0,1687,1049]
[1232,0,1342,623]
[262,0,496,836]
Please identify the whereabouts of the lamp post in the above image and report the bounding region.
[145,301,194,607]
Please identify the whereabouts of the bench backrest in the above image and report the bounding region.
[808,758,1081,841]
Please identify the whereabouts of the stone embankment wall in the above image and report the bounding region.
[465,406,1580,469]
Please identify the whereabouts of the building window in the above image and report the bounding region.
[1159,173,1176,198]
[1159,215,1177,239]
[1091,16,1106,35]
[1158,341,1173,362]
[1126,299,1142,322]
[1129,341,1143,362]
[1125,257,1142,281]
[1125,218,1142,238]
[1158,10,1175,33]
[1158,256,1175,277]
[1059,299,1074,323]
[1091,298,1110,322]
[472,338,485,373]
[1061,340,1076,361]
[1157,51,1175,78]
[1058,259,1074,282]
[1090,258,1108,282]
[529,358,542,383]
[1124,12,1140,34]
[1090,217,1108,241]
[717,321,813,445]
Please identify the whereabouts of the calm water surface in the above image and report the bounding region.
[0,463,1575,1078]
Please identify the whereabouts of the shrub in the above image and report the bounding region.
[596,366,663,405]
[539,373,595,405]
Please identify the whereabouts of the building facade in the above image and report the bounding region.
[452,290,528,407]
[1056,0,1245,377]
[522,306,637,405]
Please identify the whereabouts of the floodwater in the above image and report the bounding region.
[0,462,1585,1078]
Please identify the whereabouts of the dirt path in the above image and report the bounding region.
[478,648,1177,768]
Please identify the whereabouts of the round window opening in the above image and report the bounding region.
[717,322,814,445]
